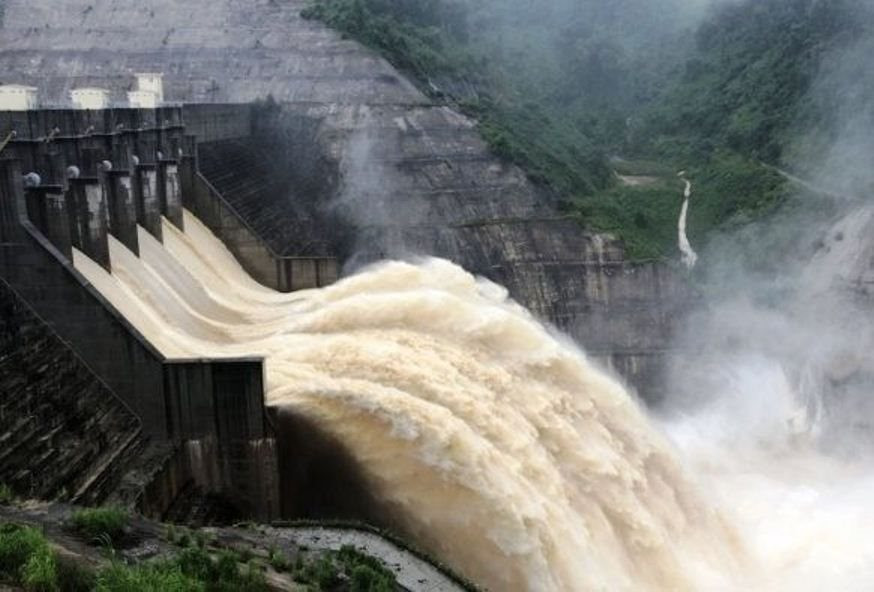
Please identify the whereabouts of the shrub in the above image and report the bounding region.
[176,547,214,582]
[212,550,240,584]
[338,546,396,592]
[56,556,96,592]
[296,554,341,589]
[267,547,291,572]
[234,562,267,592]
[21,550,57,592]
[70,507,129,544]
[349,564,394,592]
[95,561,204,592]
[0,484,14,505]
[0,523,51,581]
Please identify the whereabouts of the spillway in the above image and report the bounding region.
[71,210,874,591]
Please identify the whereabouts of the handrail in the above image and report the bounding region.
[0,130,16,154]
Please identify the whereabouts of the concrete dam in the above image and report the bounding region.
[3,2,874,590]
[0,0,692,401]
[0,1,703,588]
[0,104,714,590]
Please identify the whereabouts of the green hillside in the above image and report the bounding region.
[303,0,870,261]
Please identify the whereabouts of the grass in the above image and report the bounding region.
[21,550,58,592]
[1,518,269,592]
[0,523,51,582]
[70,507,129,545]
[267,547,291,572]
[56,556,96,592]
[96,562,205,592]
[1,513,411,592]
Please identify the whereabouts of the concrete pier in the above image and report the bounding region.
[106,171,138,255]
[69,178,110,270]
[135,130,158,165]
[0,159,24,242]
[163,359,279,520]
[112,130,136,170]
[134,163,162,241]
[25,185,72,260]
[158,159,184,230]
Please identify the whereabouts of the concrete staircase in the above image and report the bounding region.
[198,137,334,257]
[0,279,144,505]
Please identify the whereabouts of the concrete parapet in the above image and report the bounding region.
[158,159,184,230]
[69,177,110,271]
[0,107,185,139]
[106,171,138,255]
[134,164,162,241]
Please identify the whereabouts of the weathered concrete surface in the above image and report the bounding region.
[0,0,422,106]
[0,277,144,506]
[0,0,692,399]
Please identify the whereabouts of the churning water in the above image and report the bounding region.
[72,211,874,591]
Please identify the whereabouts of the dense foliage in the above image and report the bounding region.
[303,0,871,260]
[642,0,865,163]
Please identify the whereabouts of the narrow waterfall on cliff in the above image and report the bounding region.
[677,173,698,269]
[71,211,874,591]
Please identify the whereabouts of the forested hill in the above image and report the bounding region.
[643,0,867,166]
[302,0,872,261]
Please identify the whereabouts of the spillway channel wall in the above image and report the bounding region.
[0,106,291,520]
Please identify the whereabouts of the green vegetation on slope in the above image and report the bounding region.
[303,0,869,262]
[0,512,405,592]
[641,0,864,164]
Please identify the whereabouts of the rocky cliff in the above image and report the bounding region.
[0,0,692,400]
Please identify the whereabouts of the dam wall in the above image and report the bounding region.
[0,0,693,401]
[0,107,295,519]
[0,276,143,505]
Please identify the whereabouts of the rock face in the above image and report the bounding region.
[0,0,691,400]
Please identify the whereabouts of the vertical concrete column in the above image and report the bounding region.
[56,139,80,185]
[43,186,73,260]
[133,164,162,241]
[112,131,136,171]
[65,185,82,251]
[24,187,49,234]
[70,178,110,271]
[135,131,158,165]
[78,147,105,178]
[178,135,199,211]
[35,146,67,187]
[158,159,184,230]
[0,159,24,243]
[106,171,139,255]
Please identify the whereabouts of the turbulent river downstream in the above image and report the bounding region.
[72,211,874,591]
